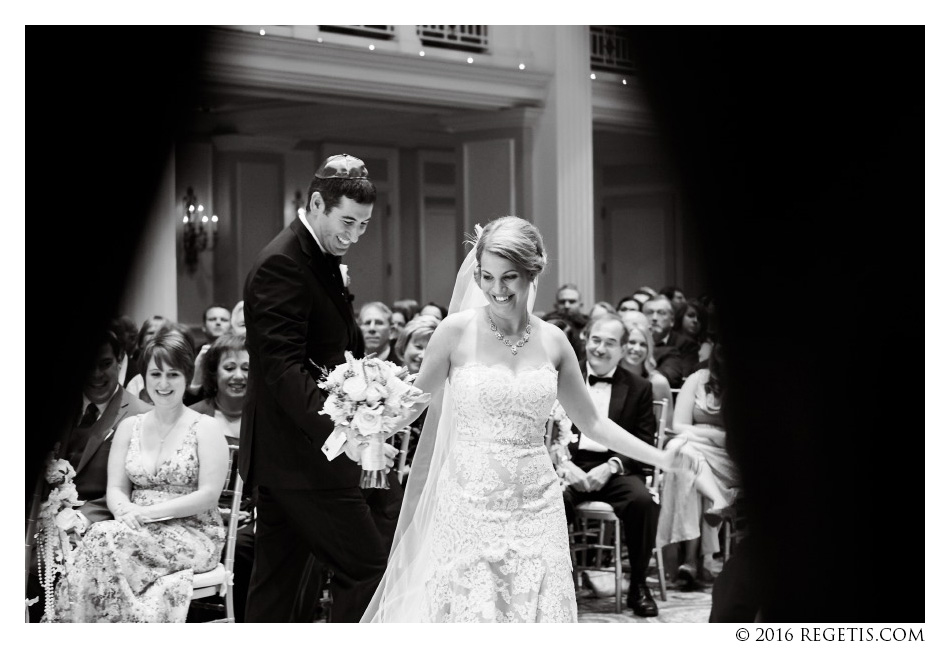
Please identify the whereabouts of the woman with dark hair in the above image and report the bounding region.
[189,333,248,443]
[418,301,448,321]
[391,299,420,340]
[659,285,687,311]
[674,299,712,363]
[124,315,168,394]
[616,295,641,314]
[656,343,739,587]
[55,328,229,622]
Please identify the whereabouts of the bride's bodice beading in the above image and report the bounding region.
[425,362,576,622]
[452,361,557,449]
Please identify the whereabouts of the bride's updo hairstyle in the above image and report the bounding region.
[473,216,547,281]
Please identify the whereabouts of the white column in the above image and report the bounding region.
[530,26,595,312]
[120,150,178,323]
[553,26,595,305]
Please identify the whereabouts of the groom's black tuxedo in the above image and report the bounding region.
[240,217,388,623]
[239,217,364,492]
[562,365,660,600]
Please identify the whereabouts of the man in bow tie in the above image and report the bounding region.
[558,312,660,616]
[239,154,398,622]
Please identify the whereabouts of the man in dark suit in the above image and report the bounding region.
[28,321,151,621]
[239,154,398,623]
[557,313,660,617]
[644,295,699,388]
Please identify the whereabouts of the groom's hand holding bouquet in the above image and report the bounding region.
[318,352,430,489]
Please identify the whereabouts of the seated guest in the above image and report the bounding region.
[392,314,440,471]
[187,304,233,399]
[195,303,233,350]
[27,320,153,622]
[545,284,589,342]
[550,283,584,318]
[543,314,585,361]
[189,333,248,443]
[418,301,447,321]
[358,301,400,364]
[589,301,616,320]
[674,298,713,364]
[114,315,138,387]
[558,313,660,617]
[620,319,675,417]
[188,332,253,622]
[230,300,245,336]
[54,328,229,622]
[659,285,687,311]
[632,286,658,309]
[643,295,699,389]
[125,315,168,394]
[656,344,739,588]
[616,295,641,314]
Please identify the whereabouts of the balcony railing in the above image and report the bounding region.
[417,25,489,53]
[589,26,635,74]
[317,25,395,40]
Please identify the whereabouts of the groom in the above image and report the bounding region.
[239,154,391,622]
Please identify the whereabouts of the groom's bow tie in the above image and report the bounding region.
[588,374,615,386]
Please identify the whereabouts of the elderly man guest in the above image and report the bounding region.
[358,301,400,365]
[643,295,699,389]
[557,313,660,617]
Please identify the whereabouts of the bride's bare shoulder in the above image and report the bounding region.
[440,309,477,332]
[533,317,571,365]
[428,310,476,346]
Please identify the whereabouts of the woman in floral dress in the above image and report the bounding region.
[55,328,229,622]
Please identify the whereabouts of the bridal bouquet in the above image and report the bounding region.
[34,447,85,622]
[318,352,430,488]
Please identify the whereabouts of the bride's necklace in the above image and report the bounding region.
[488,313,532,355]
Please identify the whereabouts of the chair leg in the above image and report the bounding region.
[613,518,622,614]
[654,546,667,602]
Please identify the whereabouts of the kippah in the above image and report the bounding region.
[314,153,369,179]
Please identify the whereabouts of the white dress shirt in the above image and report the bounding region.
[578,363,615,452]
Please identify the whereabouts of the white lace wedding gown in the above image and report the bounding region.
[421,361,576,622]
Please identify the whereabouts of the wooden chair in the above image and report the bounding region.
[569,398,671,612]
[189,444,244,622]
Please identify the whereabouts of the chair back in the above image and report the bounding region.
[640,398,668,483]
[219,444,244,584]
[192,443,244,621]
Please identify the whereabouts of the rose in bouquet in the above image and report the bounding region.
[318,352,430,488]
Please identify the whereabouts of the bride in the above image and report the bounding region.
[358,216,693,622]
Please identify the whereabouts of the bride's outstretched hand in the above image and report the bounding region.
[664,436,699,475]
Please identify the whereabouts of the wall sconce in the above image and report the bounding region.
[293,190,307,218]
[181,186,217,274]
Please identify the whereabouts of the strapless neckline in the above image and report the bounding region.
[451,360,556,378]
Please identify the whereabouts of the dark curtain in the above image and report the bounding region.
[27,27,212,501]
[625,27,923,620]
